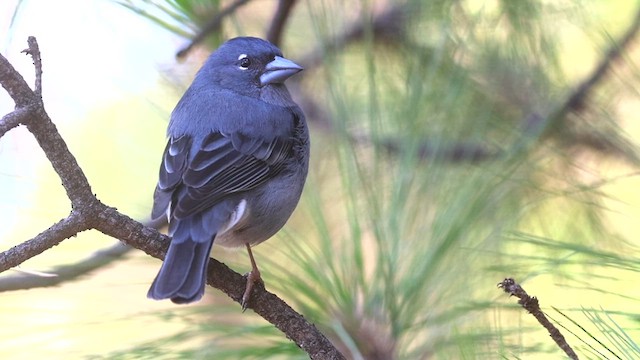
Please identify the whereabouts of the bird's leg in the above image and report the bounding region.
[241,243,263,311]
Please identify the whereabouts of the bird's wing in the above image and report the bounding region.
[151,127,294,221]
[152,134,191,219]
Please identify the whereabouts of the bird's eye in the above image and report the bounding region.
[238,54,251,69]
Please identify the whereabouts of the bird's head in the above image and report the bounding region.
[197,37,303,96]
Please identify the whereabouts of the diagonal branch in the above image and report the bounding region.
[0,241,132,292]
[0,49,38,107]
[0,36,343,360]
[548,7,640,127]
[509,7,640,162]
[0,214,165,292]
[1,37,96,207]
[0,212,89,273]
[498,278,579,360]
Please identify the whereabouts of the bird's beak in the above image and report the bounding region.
[260,56,303,87]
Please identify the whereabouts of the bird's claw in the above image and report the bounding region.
[241,269,263,311]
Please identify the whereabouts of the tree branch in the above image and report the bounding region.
[0,242,131,292]
[498,278,579,360]
[0,48,38,107]
[0,37,343,360]
[548,8,640,128]
[0,218,168,291]
[0,212,89,273]
[507,7,640,162]
[0,107,29,137]
[266,0,298,47]
[21,36,42,97]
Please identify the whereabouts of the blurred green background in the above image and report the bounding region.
[1,0,639,359]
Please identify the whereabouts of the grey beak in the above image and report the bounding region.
[260,56,303,86]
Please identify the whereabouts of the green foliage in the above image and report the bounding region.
[115,0,222,40]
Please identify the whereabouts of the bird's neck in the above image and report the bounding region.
[259,84,294,107]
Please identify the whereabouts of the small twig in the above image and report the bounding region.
[498,278,579,360]
[176,0,252,58]
[0,212,89,273]
[266,0,298,46]
[21,36,42,97]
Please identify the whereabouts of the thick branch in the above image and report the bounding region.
[24,105,98,207]
[91,206,344,359]
[0,48,38,107]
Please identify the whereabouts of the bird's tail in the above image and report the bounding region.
[147,216,216,304]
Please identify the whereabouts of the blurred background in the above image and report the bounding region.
[1,0,639,359]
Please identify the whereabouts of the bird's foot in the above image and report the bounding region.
[241,243,263,311]
[241,267,263,311]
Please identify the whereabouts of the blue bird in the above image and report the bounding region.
[147,37,309,307]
